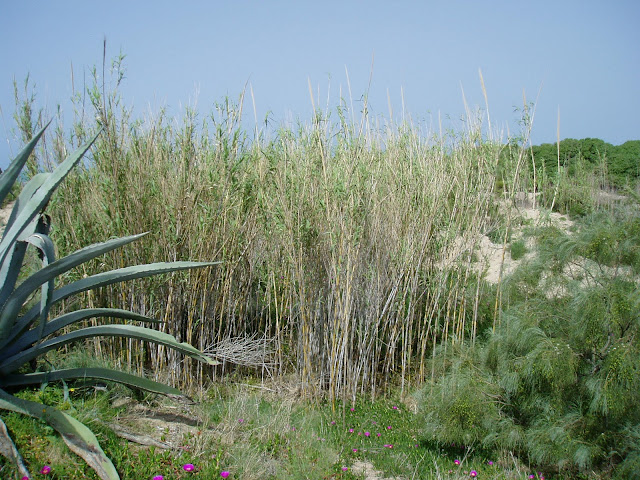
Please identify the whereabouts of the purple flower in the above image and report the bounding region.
[238,418,244,423]
[220,472,230,478]
[364,431,371,437]
[349,428,354,433]
[387,426,392,430]
[392,406,398,410]
[330,421,336,425]
[470,471,478,478]
[40,465,52,475]
[528,476,535,479]
[454,459,461,465]
[487,461,494,466]
[153,476,164,480]
[183,463,195,472]
[383,444,394,448]
[376,433,382,437]
[342,467,349,472]
[352,448,358,452]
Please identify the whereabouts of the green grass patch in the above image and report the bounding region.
[1,382,568,479]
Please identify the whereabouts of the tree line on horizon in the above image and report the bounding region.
[527,137,640,189]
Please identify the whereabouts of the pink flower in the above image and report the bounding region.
[21,477,30,480]
[364,431,371,437]
[392,406,398,410]
[376,433,382,437]
[238,418,244,423]
[220,472,230,478]
[342,467,349,472]
[470,471,478,477]
[153,476,164,480]
[40,465,52,475]
[330,421,336,425]
[528,476,535,479]
[487,461,494,466]
[387,426,392,430]
[350,408,355,412]
[349,428,354,433]
[383,444,393,448]
[352,448,358,452]
[454,459,461,465]
[183,463,195,472]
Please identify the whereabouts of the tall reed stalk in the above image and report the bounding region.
[20,66,527,402]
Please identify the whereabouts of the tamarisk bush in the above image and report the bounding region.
[418,207,640,477]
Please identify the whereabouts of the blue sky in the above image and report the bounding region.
[1,1,638,166]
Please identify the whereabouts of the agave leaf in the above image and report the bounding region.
[0,131,100,271]
[0,367,182,396]
[1,172,49,242]
[24,233,56,345]
[0,416,31,478]
[0,387,119,480]
[0,175,51,306]
[0,121,51,206]
[0,233,148,347]
[3,308,159,359]
[0,324,218,374]
[3,260,220,349]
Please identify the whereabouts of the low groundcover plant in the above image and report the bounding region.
[0,123,219,480]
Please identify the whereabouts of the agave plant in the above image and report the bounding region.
[0,123,219,479]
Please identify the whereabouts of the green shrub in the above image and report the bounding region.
[418,208,640,476]
[509,239,527,260]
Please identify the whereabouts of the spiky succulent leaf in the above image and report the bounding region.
[3,308,159,359]
[0,173,51,306]
[0,324,217,375]
[0,367,182,396]
[0,233,149,347]
[0,121,50,205]
[3,260,219,350]
[24,232,56,345]
[0,416,30,478]
[0,132,99,267]
[4,172,49,240]
[0,123,220,480]
[0,387,119,480]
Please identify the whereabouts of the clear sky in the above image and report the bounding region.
[1,1,638,166]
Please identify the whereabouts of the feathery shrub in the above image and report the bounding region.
[418,207,640,477]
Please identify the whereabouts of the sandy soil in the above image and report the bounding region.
[352,460,401,480]
[479,206,574,284]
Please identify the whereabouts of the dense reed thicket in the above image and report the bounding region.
[11,67,531,403]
